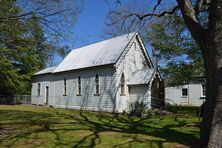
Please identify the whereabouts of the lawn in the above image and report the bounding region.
[0,105,200,148]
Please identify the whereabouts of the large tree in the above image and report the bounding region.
[107,0,222,147]
[0,0,80,96]
[147,15,204,86]
[0,0,47,95]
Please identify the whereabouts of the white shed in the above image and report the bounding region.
[165,83,206,106]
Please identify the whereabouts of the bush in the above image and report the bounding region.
[129,101,148,117]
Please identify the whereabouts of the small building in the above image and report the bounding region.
[31,32,164,112]
[165,83,206,106]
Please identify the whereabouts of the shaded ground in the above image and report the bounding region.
[0,105,200,148]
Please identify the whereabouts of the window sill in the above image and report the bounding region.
[200,96,206,100]
[94,94,100,96]
[181,96,188,98]
[63,94,67,96]
[120,94,126,96]
[77,94,82,96]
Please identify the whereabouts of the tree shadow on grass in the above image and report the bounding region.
[67,111,199,147]
[0,108,199,147]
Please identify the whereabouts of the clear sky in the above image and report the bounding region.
[68,0,110,49]
[56,0,156,64]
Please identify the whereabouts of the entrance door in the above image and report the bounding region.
[45,86,49,105]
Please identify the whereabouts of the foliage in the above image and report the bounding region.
[147,15,205,86]
[0,105,200,147]
[129,101,148,117]
[0,0,38,95]
[0,0,76,96]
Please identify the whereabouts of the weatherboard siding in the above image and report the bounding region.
[31,75,55,105]
[115,37,151,111]
[165,84,205,106]
[129,86,149,103]
[32,66,118,112]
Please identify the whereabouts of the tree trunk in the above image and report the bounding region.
[200,1,222,147]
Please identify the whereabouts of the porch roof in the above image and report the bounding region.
[127,68,155,85]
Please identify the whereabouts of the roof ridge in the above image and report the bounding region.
[51,31,137,73]
[70,32,137,52]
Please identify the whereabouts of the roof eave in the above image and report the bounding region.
[52,63,115,74]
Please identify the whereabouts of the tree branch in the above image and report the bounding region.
[152,0,162,14]
[194,0,211,15]
[176,0,205,45]
[133,5,179,20]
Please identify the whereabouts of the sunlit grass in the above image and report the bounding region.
[0,105,200,147]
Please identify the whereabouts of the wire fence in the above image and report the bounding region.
[0,95,176,113]
[0,95,31,105]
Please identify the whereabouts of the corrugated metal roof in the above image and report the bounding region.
[53,32,136,73]
[34,66,57,75]
[127,68,155,85]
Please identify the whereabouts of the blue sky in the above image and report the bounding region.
[55,0,161,64]
[68,0,110,49]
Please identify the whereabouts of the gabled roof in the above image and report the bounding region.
[127,68,155,85]
[53,32,136,73]
[34,32,155,76]
[34,66,57,75]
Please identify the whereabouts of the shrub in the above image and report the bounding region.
[129,101,148,117]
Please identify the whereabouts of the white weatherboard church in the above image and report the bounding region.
[31,32,163,112]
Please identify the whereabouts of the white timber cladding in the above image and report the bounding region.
[31,74,55,105]
[31,32,157,112]
[32,66,117,112]
[165,84,205,106]
[129,86,149,103]
[115,34,153,111]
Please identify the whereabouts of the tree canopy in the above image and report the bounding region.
[0,0,79,96]
[147,15,205,86]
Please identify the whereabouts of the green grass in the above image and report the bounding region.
[0,105,200,148]
[166,105,200,116]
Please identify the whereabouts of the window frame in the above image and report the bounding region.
[120,73,125,95]
[201,84,206,97]
[63,78,67,96]
[94,74,100,96]
[77,76,81,96]
[182,88,188,97]
[37,83,41,96]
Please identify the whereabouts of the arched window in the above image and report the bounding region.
[120,73,125,95]
[95,74,99,95]
[77,76,81,95]
[63,78,67,96]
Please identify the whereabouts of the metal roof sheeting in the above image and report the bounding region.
[53,32,136,73]
[34,66,57,75]
[127,68,155,85]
